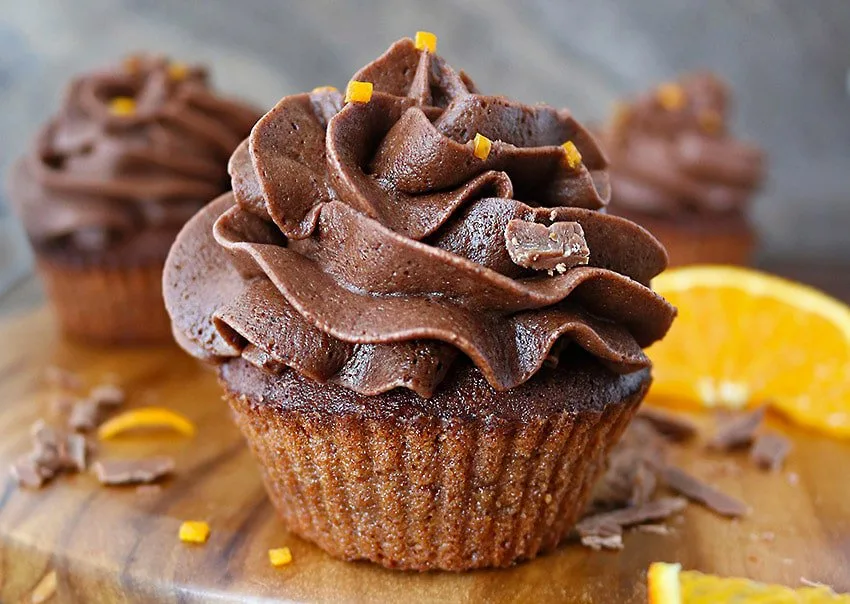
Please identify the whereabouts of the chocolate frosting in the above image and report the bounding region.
[602,73,765,216]
[165,38,676,398]
[8,55,261,258]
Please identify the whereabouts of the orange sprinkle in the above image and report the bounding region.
[179,521,210,544]
[167,61,189,81]
[109,97,136,116]
[97,407,196,439]
[472,133,492,160]
[698,109,723,134]
[269,547,293,567]
[561,141,582,170]
[414,31,438,53]
[123,55,142,74]
[344,80,373,103]
[312,86,338,93]
[656,82,686,111]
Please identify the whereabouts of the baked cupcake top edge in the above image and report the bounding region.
[165,36,677,399]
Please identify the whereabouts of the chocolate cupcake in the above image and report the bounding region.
[600,73,766,267]
[8,55,261,344]
[164,35,676,570]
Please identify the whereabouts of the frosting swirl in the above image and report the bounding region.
[165,38,676,398]
[9,55,261,256]
[602,73,765,216]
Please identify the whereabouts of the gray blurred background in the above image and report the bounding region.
[1,0,849,305]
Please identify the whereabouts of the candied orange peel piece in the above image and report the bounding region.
[97,407,196,439]
[656,82,686,111]
[561,140,582,169]
[698,109,723,134]
[179,521,210,544]
[312,86,338,93]
[472,133,492,160]
[268,547,293,567]
[167,61,189,81]
[344,80,373,103]
[109,96,136,116]
[415,31,437,53]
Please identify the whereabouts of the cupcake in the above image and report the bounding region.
[600,73,765,267]
[8,55,261,344]
[164,35,676,570]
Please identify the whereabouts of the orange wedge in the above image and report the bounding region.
[646,266,850,438]
[648,562,850,603]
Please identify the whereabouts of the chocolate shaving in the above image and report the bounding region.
[578,497,687,535]
[637,524,672,536]
[636,407,698,442]
[89,384,125,407]
[662,466,748,517]
[44,366,83,391]
[93,456,175,485]
[750,432,791,471]
[10,456,48,489]
[63,433,89,472]
[68,399,101,432]
[30,420,64,473]
[504,219,590,272]
[707,406,765,451]
[581,531,624,551]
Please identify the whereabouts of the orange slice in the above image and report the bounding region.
[646,266,850,438]
[648,562,850,603]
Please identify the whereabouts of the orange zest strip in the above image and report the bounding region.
[109,97,136,116]
[179,521,210,544]
[415,31,437,53]
[472,133,492,160]
[656,82,685,111]
[344,80,373,103]
[97,407,196,439]
[269,547,293,567]
[561,141,583,169]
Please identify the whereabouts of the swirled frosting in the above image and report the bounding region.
[165,38,676,398]
[9,55,261,258]
[602,73,765,216]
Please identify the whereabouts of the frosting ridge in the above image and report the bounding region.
[165,38,676,398]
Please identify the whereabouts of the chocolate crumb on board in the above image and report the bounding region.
[707,406,765,451]
[636,407,698,442]
[504,219,590,272]
[581,530,624,551]
[89,384,126,407]
[68,399,102,432]
[93,456,175,485]
[44,365,83,391]
[750,432,792,471]
[637,524,672,536]
[662,466,748,518]
[10,456,48,489]
[63,433,89,472]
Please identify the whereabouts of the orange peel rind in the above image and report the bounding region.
[97,407,196,439]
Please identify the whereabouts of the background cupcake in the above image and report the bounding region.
[164,36,676,571]
[600,73,766,267]
[7,55,261,344]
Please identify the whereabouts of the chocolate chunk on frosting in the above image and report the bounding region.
[8,55,261,255]
[505,219,589,272]
[602,72,765,216]
[164,37,676,399]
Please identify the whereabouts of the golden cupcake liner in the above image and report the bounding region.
[225,380,647,571]
[36,256,172,345]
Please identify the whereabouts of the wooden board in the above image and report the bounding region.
[0,308,849,603]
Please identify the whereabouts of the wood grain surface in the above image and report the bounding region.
[0,308,849,603]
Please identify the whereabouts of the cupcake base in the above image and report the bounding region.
[37,256,172,345]
[222,356,650,571]
[612,209,756,267]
